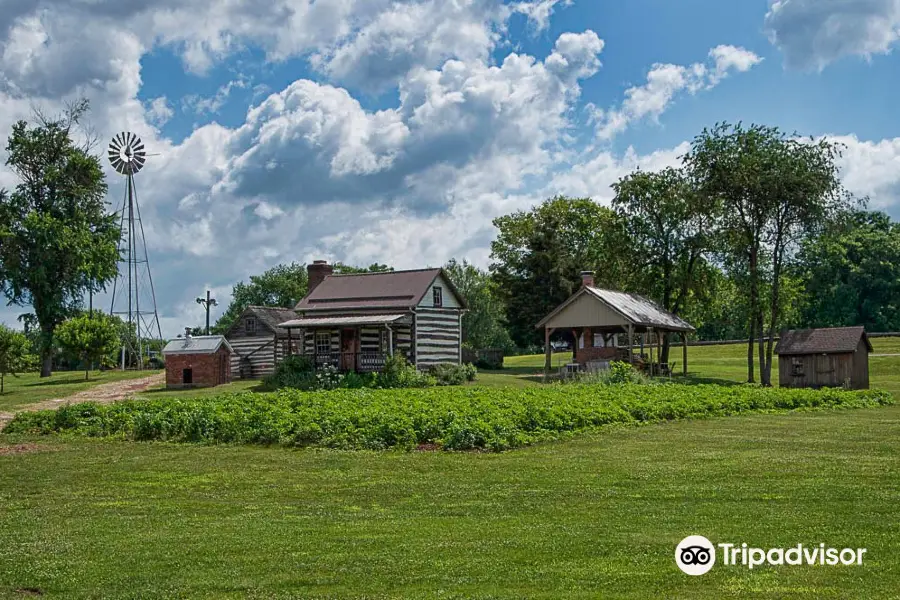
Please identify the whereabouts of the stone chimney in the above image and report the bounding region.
[580,270,595,288]
[307,260,334,294]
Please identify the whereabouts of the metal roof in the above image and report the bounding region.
[279,314,412,328]
[295,268,466,312]
[536,286,695,332]
[586,288,695,332]
[775,327,872,355]
[163,335,233,355]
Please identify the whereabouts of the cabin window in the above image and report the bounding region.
[315,332,331,355]
[791,357,804,377]
[245,317,257,334]
[433,286,443,307]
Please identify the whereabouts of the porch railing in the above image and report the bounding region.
[297,352,406,373]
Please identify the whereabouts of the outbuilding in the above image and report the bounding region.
[162,332,234,389]
[774,326,872,390]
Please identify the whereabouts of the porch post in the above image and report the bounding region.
[682,332,688,376]
[544,327,555,381]
[648,328,654,374]
[386,324,394,357]
[628,324,634,365]
[287,327,292,355]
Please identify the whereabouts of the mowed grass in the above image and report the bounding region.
[0,369,162,412]
[1,341,899,598]
[1,405,898,599]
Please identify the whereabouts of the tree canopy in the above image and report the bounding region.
[0,101,119,377]
[55,313,120,380]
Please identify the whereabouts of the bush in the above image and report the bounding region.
[428,363,477,386]
[6,383,892,452]
[569,361,652,385]
[264,354,316,390]
[376,354,432,389]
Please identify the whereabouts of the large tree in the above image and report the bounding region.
[490,196,621,348]
[0,101,119,377]
[797,210,900,331]
[685,123,846,385]
[610,167,718,362]
[443,259,514,351]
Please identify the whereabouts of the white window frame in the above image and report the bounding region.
[433,286,443,307]
[245,317,257,334]
[315,331,331,355]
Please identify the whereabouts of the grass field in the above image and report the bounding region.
[0,369,162,413]
[1,341,899,598]
[2,406,898,598]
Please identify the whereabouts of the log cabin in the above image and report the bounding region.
[278,261,467,372]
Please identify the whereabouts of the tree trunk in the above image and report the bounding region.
[661,334,671,365]
[747,327,755,383]
[757,307,767,386]
[1,373,4,394]
[39,323,54,378]
[764,230,785,386]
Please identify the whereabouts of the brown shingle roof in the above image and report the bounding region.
[774,327,872,355]
[240,306,299,331]
[295,268,465,312]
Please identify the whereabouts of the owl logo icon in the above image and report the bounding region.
[675,536,716,575]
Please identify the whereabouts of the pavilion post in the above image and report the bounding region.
[287,327,292,356]
[544,327,555,381]
[682,332,688,376]
[648,328,654,375]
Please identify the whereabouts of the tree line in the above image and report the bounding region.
[1,103,898,387]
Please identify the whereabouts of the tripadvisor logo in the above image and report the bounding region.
[675,536,867,575]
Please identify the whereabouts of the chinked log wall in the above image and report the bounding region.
[228,336,277,379]
[415,307,461,367]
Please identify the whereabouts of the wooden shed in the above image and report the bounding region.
[224,306,299,379]
[774,327,872,390]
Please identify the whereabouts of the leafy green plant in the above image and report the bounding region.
[264,354,316,389]
[428,363,478,386]
[376,354,431,389]
[7,382,891,452]
[54,314,120,380]
[0,325,34,393]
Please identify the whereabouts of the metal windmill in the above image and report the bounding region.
[107,132,163,369]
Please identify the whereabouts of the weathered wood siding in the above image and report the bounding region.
[228,335,276,379]
[544,291,629,330]
[778,350,867,389]
[414,307,461,367]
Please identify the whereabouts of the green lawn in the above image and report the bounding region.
[0,369,162,412]
[2,342,899,598]
[2,405,898,599]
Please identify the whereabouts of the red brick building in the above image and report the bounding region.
[162,333,234,389]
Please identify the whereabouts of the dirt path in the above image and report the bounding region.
[0,373,164,429]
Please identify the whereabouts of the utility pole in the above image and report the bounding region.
[196,290,218,335]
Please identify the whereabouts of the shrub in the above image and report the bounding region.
[376,354,432,389]
[428,363,477,386]
[565,361,653,386]
[6,383,892,452]
[264,354,316,390]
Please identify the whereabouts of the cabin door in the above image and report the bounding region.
[341,329,357,372]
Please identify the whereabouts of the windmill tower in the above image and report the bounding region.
[107,132,163,369]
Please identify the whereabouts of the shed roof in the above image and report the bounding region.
[774,327,872,355]
[295,268,466,312]
[536,286,695,332]
[163,335,233,356]
[280,314,411,328]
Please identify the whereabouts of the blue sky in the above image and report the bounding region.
[1,0,900,336]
